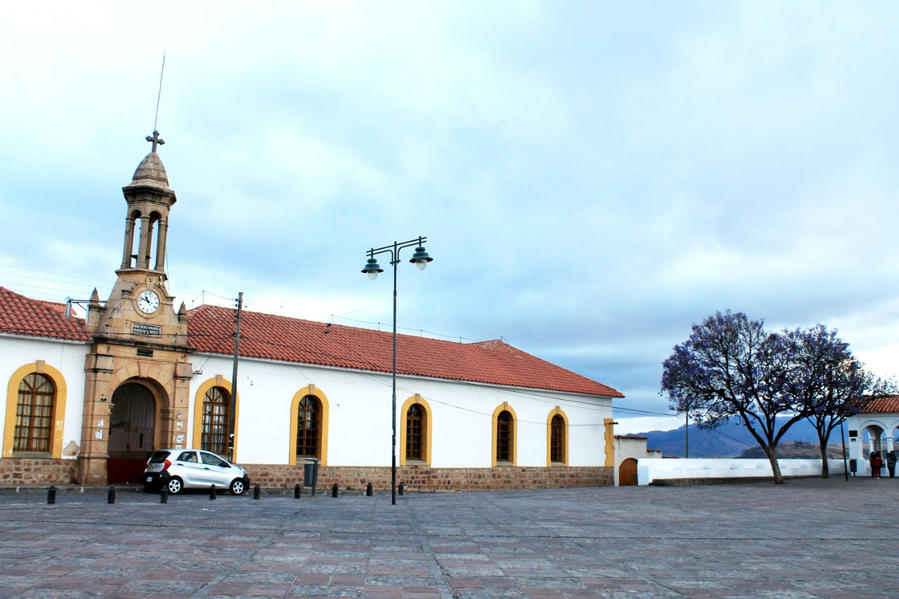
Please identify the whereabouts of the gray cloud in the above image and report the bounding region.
[1,2,897,425]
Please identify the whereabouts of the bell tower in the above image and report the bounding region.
[85,131,186,340]
[77,133,194,485]
[120,130,174,275]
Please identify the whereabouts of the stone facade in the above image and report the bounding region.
[244,464,613,492]
[0,459,614,491]
[0,458,77,485]
[75,146,194,485]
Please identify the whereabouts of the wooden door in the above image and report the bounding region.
[108,383,156,483]
[619,458,638,486]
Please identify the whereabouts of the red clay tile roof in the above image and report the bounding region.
[0,286,622,397]
[0,286,91,342]
[36,300,63,314]
[188,304,623,398]
[862,395,899,413]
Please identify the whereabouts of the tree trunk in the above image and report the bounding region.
[818,432,830,479]
[762,444,784,484]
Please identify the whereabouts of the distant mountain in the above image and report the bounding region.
[630,417,849,457]
[739,441,843,459]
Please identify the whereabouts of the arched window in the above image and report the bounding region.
[14,373,55,453]
[296,395,321,459]
[405,403,425,461]
[201,386,230,455]
[4,362,68,459]
[546,408,569,466]
[399,395,432,466]
[289,386,330,466]
[496,410,514,463]
[550,414,565,463]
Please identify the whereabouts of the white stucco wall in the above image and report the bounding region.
[0,335,88,459]
[613,435,660,485]
[636,457,847,485]
[189,354,614,467]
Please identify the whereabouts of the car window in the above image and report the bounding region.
[148,451,171,463]
[200,452,229,467]
[177,451,197,463]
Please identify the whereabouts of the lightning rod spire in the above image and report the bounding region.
[146,52,166,153]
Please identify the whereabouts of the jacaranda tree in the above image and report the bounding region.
[661,311,805,484]
[786,324,892,478]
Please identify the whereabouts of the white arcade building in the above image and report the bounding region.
[846,396,899,476]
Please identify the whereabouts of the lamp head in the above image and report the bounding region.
[362,257,383,280]
[409,246,433,270]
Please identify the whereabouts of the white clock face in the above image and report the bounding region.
[137,290,160,314]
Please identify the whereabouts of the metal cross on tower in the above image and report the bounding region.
[145,130,165,153]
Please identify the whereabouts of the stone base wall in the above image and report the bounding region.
[0,458,78,485]
[0,459,613,490]
[243,463,612,492]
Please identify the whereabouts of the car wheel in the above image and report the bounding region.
[166,476,183,495]
[230,478,246,495]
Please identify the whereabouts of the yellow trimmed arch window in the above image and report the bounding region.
[192,377,240,459]
[295,394,322,459]
[200,386,230,455]
[400,395,432,465]
[15,373,55,453]
[546,407,569,466]
[289,386,330,466]
[3,361,68,459]
[491,403,518,466]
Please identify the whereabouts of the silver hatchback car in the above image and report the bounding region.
[143,448,250,495]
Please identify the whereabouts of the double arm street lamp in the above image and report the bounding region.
[361,236,433,505]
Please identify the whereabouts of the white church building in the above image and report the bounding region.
[0,136,623,491]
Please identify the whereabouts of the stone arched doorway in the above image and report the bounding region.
[107,381,158,483]
[619,458,638,486]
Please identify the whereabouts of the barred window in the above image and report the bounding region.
[496,410,513,463]
[550,414,565,463]
[14,373,55,453]
[201,386,230,455]
[296,395,320,458]
[406,404,424,461]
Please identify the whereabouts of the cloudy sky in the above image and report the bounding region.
[1,2,897,433]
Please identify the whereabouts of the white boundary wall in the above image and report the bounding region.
[637,458,847,485]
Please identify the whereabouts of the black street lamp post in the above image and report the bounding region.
[361,236,433,505]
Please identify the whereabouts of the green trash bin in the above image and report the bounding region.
[303,457,319,488]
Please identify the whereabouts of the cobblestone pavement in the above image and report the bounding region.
[1,477,897,598]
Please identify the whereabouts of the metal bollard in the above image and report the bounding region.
[160,486,168,504]
[398,482,405,496]
[331,483,338,498]
[209,484,217,500]
[108,485,116,504]
[253,484,261,500]
[47,485,56,505]
[366,482,373,497]
[294,483,301,499]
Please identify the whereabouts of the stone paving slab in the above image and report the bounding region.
[0,477,897,597]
